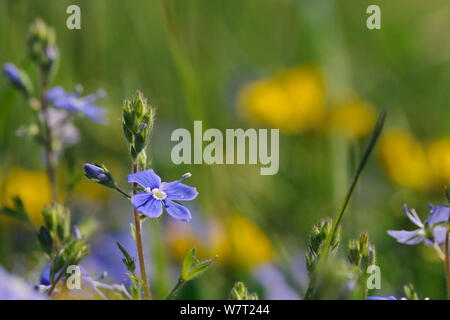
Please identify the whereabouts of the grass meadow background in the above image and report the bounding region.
[0,0,449,299]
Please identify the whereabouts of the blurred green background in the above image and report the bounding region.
[0,0,450,299]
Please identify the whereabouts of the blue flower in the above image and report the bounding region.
[128,170,198,221]
[367,296,397,300]
[388,204,449,246]
[46,86,107,123]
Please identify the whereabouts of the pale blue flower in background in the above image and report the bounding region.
[388,204,449,246]
[46,86,107,123]
[0,266,44,300]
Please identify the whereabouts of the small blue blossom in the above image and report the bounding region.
[128,170,198,221]
[46,86,107,123]
[388,204,449,246]
[367,296,397,300]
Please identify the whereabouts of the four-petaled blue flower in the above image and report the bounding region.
[46,86,107,123]
[388,204,449,246]
[128,169,198,221]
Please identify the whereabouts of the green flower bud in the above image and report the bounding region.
[348,239,361,266]
[306,218,340,273]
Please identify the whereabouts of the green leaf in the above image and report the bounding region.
[130,223,136,241]
[116,241,136,272]
[181,248,196,280]
[0,196,30,223]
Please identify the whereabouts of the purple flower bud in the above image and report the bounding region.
[84,163,109,182]
[3,63,23,88]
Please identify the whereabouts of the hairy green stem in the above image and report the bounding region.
[132,162,151,300]
[164,279,184,300]
[47,267,65,296]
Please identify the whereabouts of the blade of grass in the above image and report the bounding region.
[319,110,386,266]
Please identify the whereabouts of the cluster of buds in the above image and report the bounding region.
[306,218,340,273]
[229,282,259,300]
[37,203,89,282]
[348,232,376,271]
[122,91,155,163]
[27,18,58,74]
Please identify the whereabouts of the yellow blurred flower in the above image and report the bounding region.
[329,98,376,138]
[2,167,51,226]
[226,215,275,269]
[165,214,274,269]
[378,129,431,190]
[237,66,326,133]
[427,137,450,188]
[165,222,202,261]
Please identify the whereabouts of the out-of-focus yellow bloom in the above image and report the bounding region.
[73,179,111,203]
[227,215,275,269]
[165,214,274,269]
[427,137,450,187]
[237,66,326,133]
[329,98,376,138]
[165,223,202,261]
[210,221,232,262]
[2,167,51,226]
[378,129,431,190]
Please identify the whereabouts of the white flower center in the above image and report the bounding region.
[151,188,167,200]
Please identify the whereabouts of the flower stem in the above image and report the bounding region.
[306,111,386,300]
[132,161,151,300]
[115,186,131,199]
[47,268,65,296]
[320,111,386,263]
[39,67,57,202]
[164,279,184,300]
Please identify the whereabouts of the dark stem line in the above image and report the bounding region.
[164,279,184,300]
[322,111,386,262]
[306,111,386,299]
[47,268,65,296]
[132,162,151,300]
[115,186,131,199]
